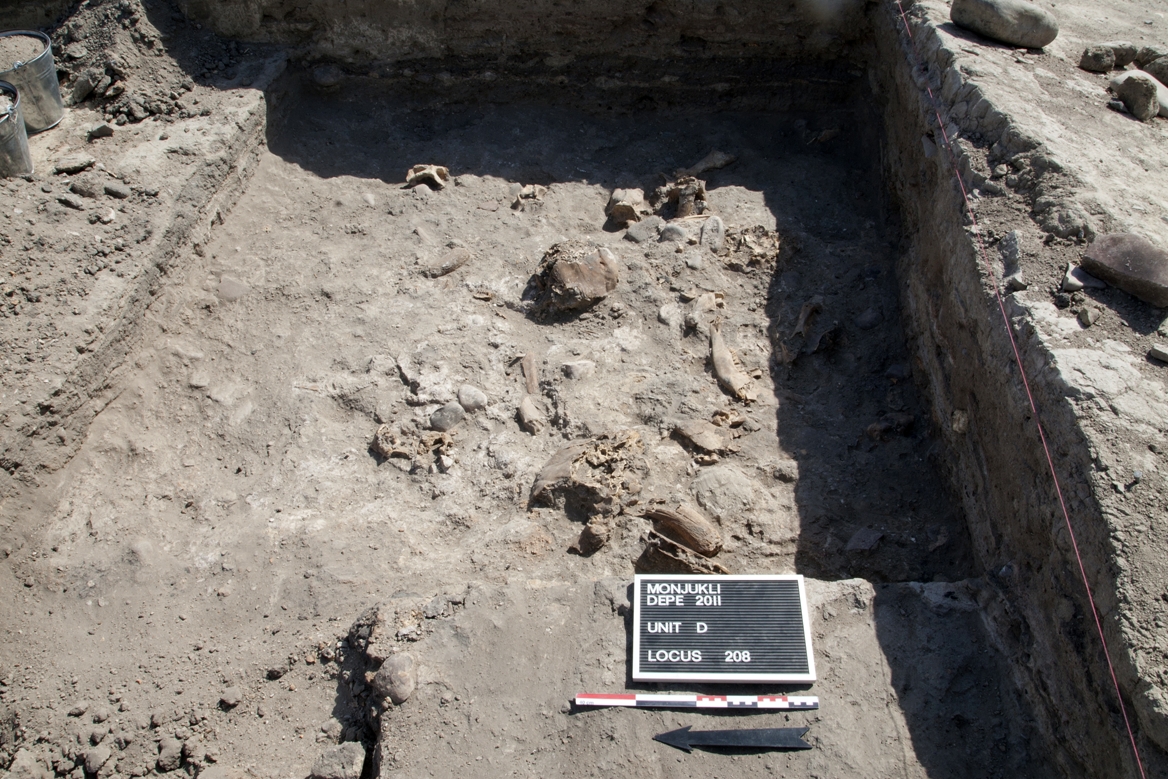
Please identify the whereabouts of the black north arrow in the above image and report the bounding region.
[654,725,812,753]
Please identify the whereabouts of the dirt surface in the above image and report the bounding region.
[0,36,45,72]
[2,0,1167,777]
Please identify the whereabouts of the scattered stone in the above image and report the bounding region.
[659,223,687,243]
[528,241,620,314]
[675,150,736,178]
[949,0,1059,49]
[362,192,376,207]
[1145,57,1168,88]
[683,251,703,270]
[517,395,546,434]
[72,70,100,104]
[216,276,250,302]
[642,503,722,557]
[88,123,115,141]
[219,686,243,709]
[700,215,725,251]
[1061,263,1107,292]
[1115,72,1160,121]
[372,653,417,705]
[658,302,685,330]
[68,701,92,717]
[1005,274,1028,291]
[104,181,131,199]
[64,42,88,60]
[429,401,465,431]
[1148,344,1168,363]
[182,739,207,766]
[1081,233,1168,307]
[70,176,101,199]
[1078,307,1100,327]
[1104,42,1138,67]
[58,194,86,210]
[561,360,595,380]
[83,745,112,775]
[625,215,663,243]
[457,384,487,412]
[91,705,111,723]
[854,307,883,330]
[5,749,50,779]
[605,188,647,227]
[310,64,344,90]
[570,518,611,555]
[157,737,183,772]
[1079,45,1115,73]
[1110,70,1168,118]
[845,527,884,552]
[772,459,799,483]
[1135,45,1168,68]
[674,419,729,454]
[421,246,472,278]
[405,164,450,189]
[310,742,366,779]
[53,153,96,175]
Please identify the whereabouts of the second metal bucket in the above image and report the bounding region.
[0,81,32,177]
[0,30,63,133]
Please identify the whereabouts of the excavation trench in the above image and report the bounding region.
[0,1,1157,778]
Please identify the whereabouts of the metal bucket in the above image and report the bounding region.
[0,31,63,133]
[0,81,32,177]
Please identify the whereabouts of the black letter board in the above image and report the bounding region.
[633,574,815,683]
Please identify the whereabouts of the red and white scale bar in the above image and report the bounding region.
[575,693,819,710]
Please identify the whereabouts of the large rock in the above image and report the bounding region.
[1116,72,1161,121]
[1080,234,1168,307]
[1110,71,1168,119]
[310,742,366,779]
[950,0,1059,49]
[1144,57,1168,89]
[528,240,620,314]
[371,652,417,705]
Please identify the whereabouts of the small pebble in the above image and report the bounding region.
[1078,307,1099,327]
[659,223,686,243]
[1149,344,1168,363]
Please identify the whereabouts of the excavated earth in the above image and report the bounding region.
[0,1,1167,778]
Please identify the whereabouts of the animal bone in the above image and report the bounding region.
[641,504,722,557]
[405,164,450,189]
[710,320,757,402]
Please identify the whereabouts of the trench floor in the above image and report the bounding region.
[1,74,1054,778]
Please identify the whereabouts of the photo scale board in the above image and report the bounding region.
[632,574,816,683]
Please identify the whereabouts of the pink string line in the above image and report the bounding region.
[891,3,1146,776]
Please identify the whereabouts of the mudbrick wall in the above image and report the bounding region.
[873,2,1166,777]
[174,0,869,63]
